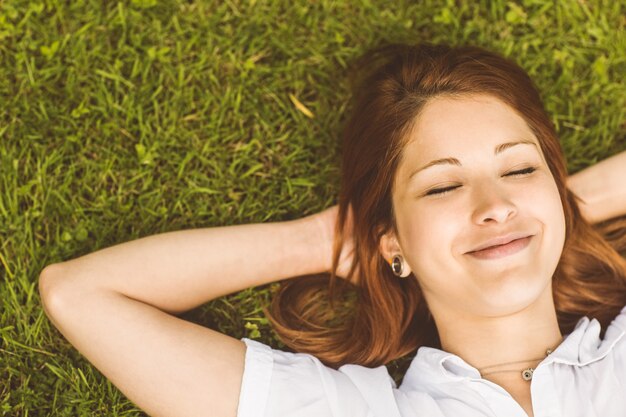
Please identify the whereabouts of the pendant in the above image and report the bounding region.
[521,368,534,381]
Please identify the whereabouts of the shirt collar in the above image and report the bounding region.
[401,306,626,389]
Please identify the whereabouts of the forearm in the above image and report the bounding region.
[567,150,626,224]
[42,217,325,314]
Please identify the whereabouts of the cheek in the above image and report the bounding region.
[399,207,459,264]
[546,184,566,247]
[535,180,565,227]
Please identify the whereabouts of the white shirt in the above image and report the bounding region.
[236,305,626,417]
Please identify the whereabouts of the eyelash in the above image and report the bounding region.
[425,167,537,197]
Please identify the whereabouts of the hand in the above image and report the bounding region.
[308,204,358,283]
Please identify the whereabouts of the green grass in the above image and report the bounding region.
[1,0,624,415]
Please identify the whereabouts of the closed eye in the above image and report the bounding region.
[506,166,536,177]
[424,166,537,196]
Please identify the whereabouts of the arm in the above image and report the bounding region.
[567,150,626,224]
[39,216,328,417]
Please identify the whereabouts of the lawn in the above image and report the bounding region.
[1,0,624,415]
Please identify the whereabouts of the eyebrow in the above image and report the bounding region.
[408,140,539,181]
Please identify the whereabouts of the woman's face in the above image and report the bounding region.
[382,94,566,319]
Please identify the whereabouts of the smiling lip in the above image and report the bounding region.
[468,232,534,252]
[467,236,533,260]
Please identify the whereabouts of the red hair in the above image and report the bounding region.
[267,43,626,368]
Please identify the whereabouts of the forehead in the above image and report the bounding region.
[399,94,539,171]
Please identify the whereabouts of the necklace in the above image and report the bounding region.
[478,349,553,381]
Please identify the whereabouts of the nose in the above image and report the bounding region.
[471,183,517,225]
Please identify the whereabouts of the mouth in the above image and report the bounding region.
[466,236,534,260]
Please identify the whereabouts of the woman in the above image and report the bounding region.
[39,43,626,417]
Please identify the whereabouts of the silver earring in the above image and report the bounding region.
[391,255,404,277]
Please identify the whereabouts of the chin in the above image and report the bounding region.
[476,282,550,318]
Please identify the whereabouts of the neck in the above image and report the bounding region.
[433,290,563,378]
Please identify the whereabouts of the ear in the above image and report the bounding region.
[379,230,413,277]
[379,230,401,265]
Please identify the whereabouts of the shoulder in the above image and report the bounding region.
[238,338,402,417]
[599,304,626,354]
[546,306,626,415]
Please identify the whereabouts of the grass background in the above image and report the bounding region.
[1,0,624,415]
